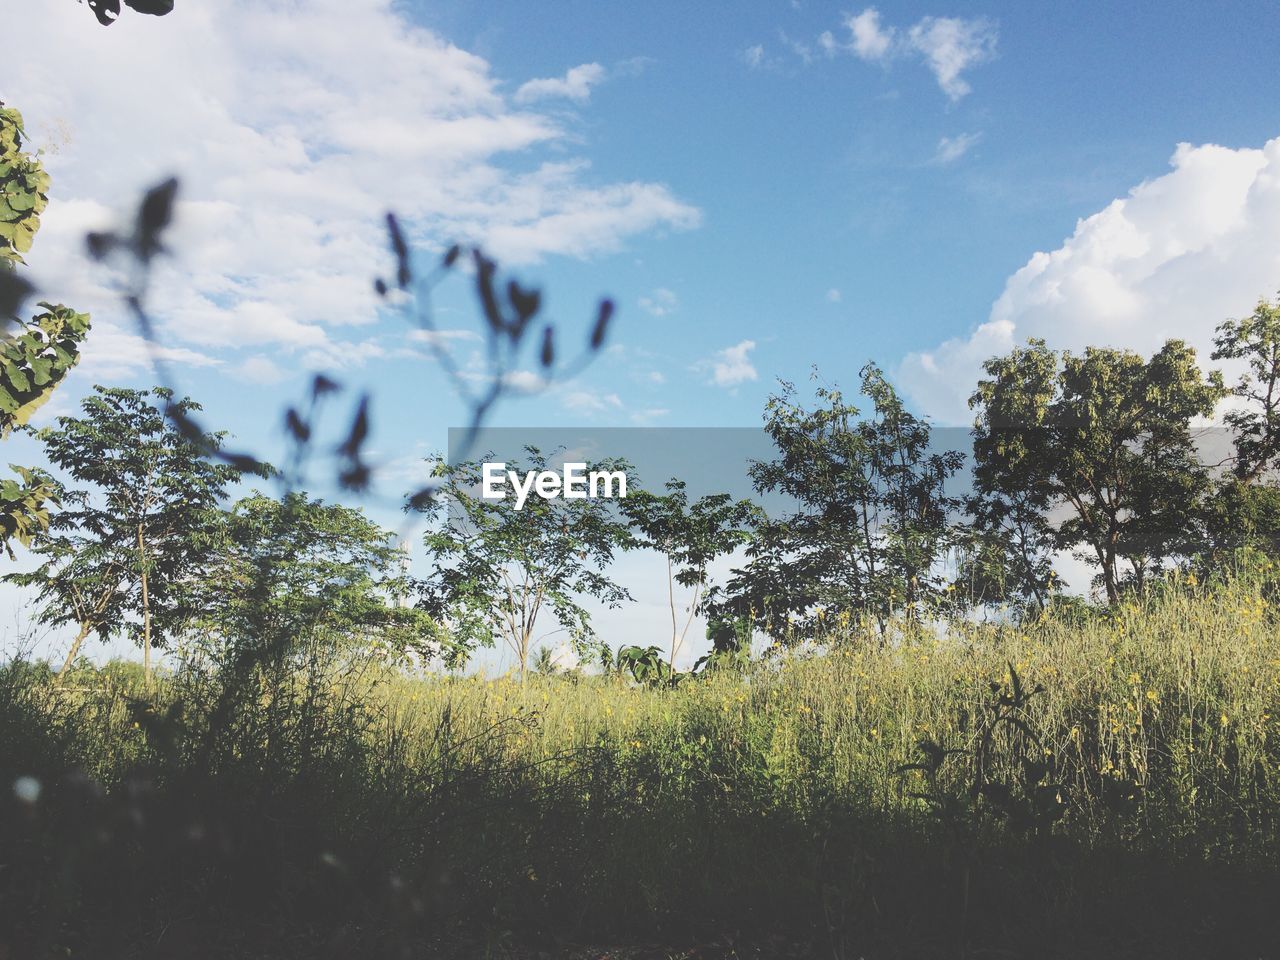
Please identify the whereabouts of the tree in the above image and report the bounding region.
[1212,294,1280,483]
[417,448,633,678]
[963,340,1061,612]
[621,479,759,669]
[970,338,1225,604]
[725,364,964,641]
[8,386,250,679]
[188,492,441,667]
[1,103,92,558]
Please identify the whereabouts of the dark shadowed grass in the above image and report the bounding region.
[3,574,1280,957]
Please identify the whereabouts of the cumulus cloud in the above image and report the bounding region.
[639,287,679,316]
[515,63,606,104]
[7,1,698,380]
[233,355,290,385]
[75,325,221,380]
[934,132,981,164]
[847,9,894,60]
[827,7,997,100]
[702,340,759,388]
[898,137,1280,423]
[906,16,998,101]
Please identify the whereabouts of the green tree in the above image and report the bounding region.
[189,492,440,667]
[971,338,1224,603]
[727,364,964,640]
[963,340,1061,612]
[621,479,760,669]
[418,448,633,677]
[8,386,249,679]
[1212,294,1280,483]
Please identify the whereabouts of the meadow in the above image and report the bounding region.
[4,571,1280,958]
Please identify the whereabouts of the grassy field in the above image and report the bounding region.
[4,573,1280,957]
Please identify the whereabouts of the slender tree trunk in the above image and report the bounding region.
[55,622,93,683]
[137,524,153,682]
[667,554,678,670]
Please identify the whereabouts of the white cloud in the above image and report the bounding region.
[742,45,767,69]
[562,390,623,414]
[829,7,997,100]
[630,407,670,425]
[74,323,220,381]
[515,63,606,104]
[480,161,702,262]
[639,287,679,316]
[460,369,548,394]
[235,355,289,384]
[780,32,816,65]
[406,328,481,347]
[826,287,842,303]
[934,132,982,164]
[703,340,759,388]
[847,9,894,60]
[907,16,999,101]
[7,1,698,380]
[898,137,1280,423]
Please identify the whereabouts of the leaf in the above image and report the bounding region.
[284,408,310,443]
[539,326,555,369]
[312,373,341,400]
[85,230,120,261]
[386,212,410,288]
[508,281,541,324]
[338,394,370,457]
[136,177,179,259]
[0,270,33,321]
[123,0,175,14]
[87,0,122,25]
[590,299,614,350]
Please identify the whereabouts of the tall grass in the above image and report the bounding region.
[4,574,1280,957]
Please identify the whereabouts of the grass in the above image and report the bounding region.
[4,572,1280,957]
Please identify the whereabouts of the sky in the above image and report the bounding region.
[6,0,1280,667]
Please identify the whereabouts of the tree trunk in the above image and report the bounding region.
[667,555,678,670]
[138,524,153,682]
[55,623,93,683]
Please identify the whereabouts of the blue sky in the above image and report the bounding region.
[7,0,1280,665]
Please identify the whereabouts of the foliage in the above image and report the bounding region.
[621,479,760,667]
[80,0,174,27]
[1,103,91,561]
[0,464,59,560]
[1,302,92,434]
[1213,294,1280,481]
[899,663,1067,837]
[971,338,1225,603]
[418,448,634,675]
[5,574,1280,957]
[0,103,49,269]
[727,363,964,639]
[1203,477,1280,561]
[190,491,442,667]
[7,386,251,677]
